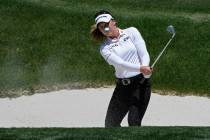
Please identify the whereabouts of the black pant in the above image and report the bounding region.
[105,74,151,127]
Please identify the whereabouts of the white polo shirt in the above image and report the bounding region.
[100,27,150,78]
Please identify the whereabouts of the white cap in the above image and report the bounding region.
[95,14,113,26]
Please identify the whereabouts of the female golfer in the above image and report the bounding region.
[90,10,152,127]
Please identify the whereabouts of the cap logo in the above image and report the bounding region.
[95,15,108,23]
[95,14,112,26]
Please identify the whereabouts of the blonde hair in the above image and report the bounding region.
[90,24,106,42]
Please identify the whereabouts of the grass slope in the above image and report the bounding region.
[0,127,210,140]
[0,0,210,97]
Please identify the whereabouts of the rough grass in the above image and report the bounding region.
[0,127,210,140]
[0,0,210,97]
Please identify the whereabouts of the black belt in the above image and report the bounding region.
[116,74,144,86]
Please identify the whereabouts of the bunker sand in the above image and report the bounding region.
[0,87,210,127]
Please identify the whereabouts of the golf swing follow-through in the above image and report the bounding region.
[90,10,176,127]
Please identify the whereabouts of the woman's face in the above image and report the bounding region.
[98,20,117,37]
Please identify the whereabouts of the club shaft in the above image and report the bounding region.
[151,33,175,68]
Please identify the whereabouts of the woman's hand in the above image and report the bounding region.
[140,66,152,75]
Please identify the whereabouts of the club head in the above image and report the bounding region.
[167,25,175,34]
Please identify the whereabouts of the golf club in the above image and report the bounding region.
[151,25,176,68]
[140,25,176,83]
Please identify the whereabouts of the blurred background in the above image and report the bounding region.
[0,0,209,97]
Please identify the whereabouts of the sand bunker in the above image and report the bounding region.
[0,87,210,127]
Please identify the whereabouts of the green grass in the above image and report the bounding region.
[0,127,210,140]
[0,0,210,97]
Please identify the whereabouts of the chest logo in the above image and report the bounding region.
[108,44,118,50]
